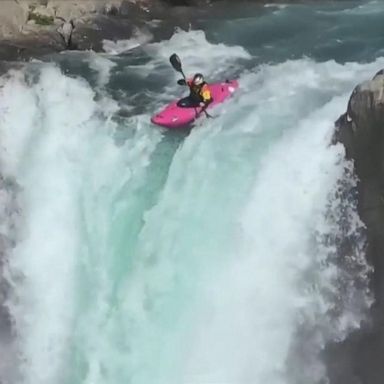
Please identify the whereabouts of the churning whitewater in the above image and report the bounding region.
[0,4,382,383]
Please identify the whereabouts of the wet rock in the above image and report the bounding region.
[334,73,384,178]
[330,70,384,384]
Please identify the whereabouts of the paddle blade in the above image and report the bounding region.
[170,54,183,73]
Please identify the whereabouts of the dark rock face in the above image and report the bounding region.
[334,71,384,298]
[329,71,384,384]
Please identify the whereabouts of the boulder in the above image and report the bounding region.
[334,71,384,237]
[0,1,29,38]
[331,69,384,384]
[335,72,384,169]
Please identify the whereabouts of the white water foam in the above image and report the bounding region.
[145,29,251,79]
[108,57,380,384]
[0,65,161,384]
[179,97,369,384]
[103,27,153,55]
[176,58,382,384]
[88,53,117,88]
[1,30,383,384]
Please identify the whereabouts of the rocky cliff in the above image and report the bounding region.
[335,70,384,298]
[330,70,384,384]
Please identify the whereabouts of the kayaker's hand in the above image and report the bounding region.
[200,102,205,107]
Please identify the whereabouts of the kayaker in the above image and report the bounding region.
[177,73,213,108]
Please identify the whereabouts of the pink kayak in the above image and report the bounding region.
[151,80,239,128]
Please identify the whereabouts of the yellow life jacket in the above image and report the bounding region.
[188,81,212,102]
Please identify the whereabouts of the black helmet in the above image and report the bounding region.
[193,73,204,85]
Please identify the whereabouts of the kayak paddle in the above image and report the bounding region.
[170,53,186,79]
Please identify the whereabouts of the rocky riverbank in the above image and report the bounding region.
[0,0,236,61]
[3,0,251,63]
[0,0,159,61]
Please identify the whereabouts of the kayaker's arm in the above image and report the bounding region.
[177,79,193,86]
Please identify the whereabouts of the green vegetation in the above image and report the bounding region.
[28,12,54,26]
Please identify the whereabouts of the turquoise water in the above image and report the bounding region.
[0,1,382,383]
